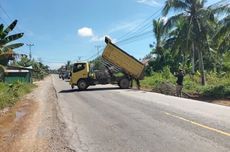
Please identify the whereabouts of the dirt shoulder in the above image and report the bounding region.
[0,76,72,152]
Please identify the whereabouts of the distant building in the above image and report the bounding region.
[4,66,33,83]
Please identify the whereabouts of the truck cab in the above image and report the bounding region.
[70,62,90,89]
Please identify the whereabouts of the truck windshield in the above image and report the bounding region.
[73,63,85,73]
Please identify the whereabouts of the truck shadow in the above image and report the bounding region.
[59,87,123,93]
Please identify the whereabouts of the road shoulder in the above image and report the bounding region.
[0,76,73,152]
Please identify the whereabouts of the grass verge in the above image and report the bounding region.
[140,70,230,99]
[0,82,36,110]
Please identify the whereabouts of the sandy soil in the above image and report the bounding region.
[0,76,74,152]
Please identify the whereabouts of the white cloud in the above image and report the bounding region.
[137,0,162,6]
[78,27,94,37]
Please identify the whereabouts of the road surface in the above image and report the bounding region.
[52,75,230,152]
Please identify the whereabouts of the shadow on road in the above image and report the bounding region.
[59,87,123,93]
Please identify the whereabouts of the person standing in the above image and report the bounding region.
[174,69,185,97]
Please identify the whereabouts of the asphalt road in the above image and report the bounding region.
[52,75,230,152]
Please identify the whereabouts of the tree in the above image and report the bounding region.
[16,55,32,67]
[0,20,24,66]
[162,0,228,85]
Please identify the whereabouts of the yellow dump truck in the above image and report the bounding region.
[69,37,145,90]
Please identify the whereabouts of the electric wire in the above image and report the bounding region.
[116,6,163,43]
[0,3,33,44]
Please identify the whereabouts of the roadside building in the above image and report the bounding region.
[4,66,33,83]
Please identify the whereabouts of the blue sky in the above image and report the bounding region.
[1,0,218,69]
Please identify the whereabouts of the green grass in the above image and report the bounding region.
[0,82,35,110]
[140,70,230,98]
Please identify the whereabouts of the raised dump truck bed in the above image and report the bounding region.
[102,37,145,80]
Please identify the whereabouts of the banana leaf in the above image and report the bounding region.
[3,43,24,49]
[0,24,4,34]
[1,20,17,39]
[4,33,24,43]
[0,39,7,46]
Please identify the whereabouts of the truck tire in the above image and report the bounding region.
[119,78,130,89]
[77,79,88,90]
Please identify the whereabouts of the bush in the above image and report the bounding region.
[201,84,230,98]
[140,68,230,98]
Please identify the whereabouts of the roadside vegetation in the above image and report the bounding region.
[141,66,230,98]
[0,20,49,110]
[0,82,35,109]
[140,0,230,99]
[14,56,50,80]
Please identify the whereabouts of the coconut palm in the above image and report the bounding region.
[152,18,166,57]
[162,0,230,85]
[213,14,230,53]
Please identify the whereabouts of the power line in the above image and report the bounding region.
[114,7,163,47]
[118,33,153,46]
[116,30,152,44]
[0,2,32,44]
[116,7,163,42]
[0,3,12,20]
[0,16,7,25]
[84,47,105,61]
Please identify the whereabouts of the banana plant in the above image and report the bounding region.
[0,20,24,66]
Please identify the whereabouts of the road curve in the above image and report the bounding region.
[52,75,230,152]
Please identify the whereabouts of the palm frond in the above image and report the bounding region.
[164,13,185,32]
[162,0,188,16]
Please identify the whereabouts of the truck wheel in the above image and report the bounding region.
[77,80,88,90]
[119,78,130,89]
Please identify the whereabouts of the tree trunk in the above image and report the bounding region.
[199,51,206,85]
[191,42,195,74]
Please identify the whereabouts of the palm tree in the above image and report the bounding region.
[164,18,191,70]
[162,0,225,85]
[152,18,166,57]
[213,13,230,69]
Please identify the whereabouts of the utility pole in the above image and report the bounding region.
[95,45,102,57]
[78,56,81,61]
[26,43,34,59]
[77,56,84,62]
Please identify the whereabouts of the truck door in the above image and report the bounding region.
[70,63,88,85]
